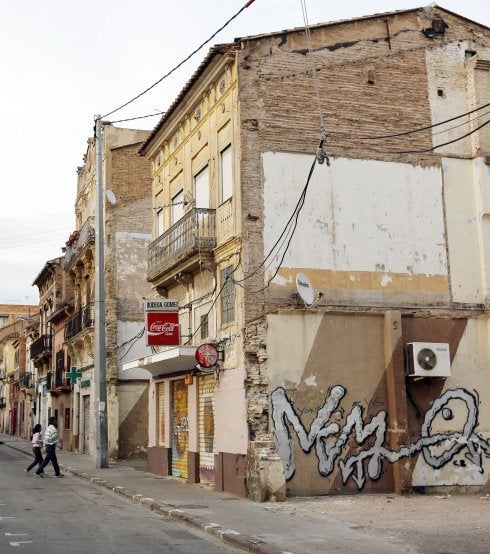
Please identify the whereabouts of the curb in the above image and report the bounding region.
[5,440,291,554]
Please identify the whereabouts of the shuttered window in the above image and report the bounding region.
[199,375,215,482]
[157,381,165,446]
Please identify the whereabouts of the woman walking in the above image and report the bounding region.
[25,424,43,475]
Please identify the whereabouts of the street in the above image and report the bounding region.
[0,445,238,553]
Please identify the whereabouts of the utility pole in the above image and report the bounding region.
[94,114,108,468]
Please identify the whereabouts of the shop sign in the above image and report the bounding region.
[145,311,180,346]
[144,299,179,312]
[195,343,219,368]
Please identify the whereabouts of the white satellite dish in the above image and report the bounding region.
[106,189,117,205]
[296,272,315,305]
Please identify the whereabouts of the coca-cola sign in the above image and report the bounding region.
[146,311,180,346]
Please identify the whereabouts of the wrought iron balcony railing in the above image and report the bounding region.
[19,373,33,389]
[64,303,94,341]
[30,334,52,359]
[148,208,216,282]
[63,217,95,269]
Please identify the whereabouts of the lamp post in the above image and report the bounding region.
[94,115,108,468]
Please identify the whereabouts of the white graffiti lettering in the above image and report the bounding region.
[271,386,490,490]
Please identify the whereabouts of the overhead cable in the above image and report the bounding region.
[247,155,318,294]
[300,0,325,134]
[360,102,490,140]
[108,112,165,124]
[380,117,490,155]
[101,0,257,120]
[327,109,490,155]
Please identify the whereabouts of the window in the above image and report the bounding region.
[171,190,184,224]
[65,407,71,430]
[55,350,64,387]
[220,265,235,325]
[156,208,164,236]
[200,314,209,339]
[157,382,165,446]
[220,145,233,203]
[194,166,210,209]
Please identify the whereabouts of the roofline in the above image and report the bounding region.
[234,4,489,43]
[139,3,489,156]
[139,43,237,155]
[32,257,63,287]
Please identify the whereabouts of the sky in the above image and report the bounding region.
[0,0,488,305]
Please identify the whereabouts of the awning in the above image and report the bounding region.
[122,346,197,378]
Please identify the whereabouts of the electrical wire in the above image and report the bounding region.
[108,112,165,125]
[119,327,146,362]
[300,0,325,133]
[360,102,490,140]
[247,155,317,294]
[376,117,490,155]
[183,280,228,345]
[101,0,257,120]
[233,131,326,291]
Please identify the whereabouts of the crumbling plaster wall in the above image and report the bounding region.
[104,140,152,458]
[236,8,490,442]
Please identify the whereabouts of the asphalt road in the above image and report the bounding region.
[0,444,238,553]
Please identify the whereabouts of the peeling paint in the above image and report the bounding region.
[380,274,392,287]
[304,375,317,387]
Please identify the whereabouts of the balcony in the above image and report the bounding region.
[63,217,95,269]
[148,208,216,286]
[19,373,33,389]
[30,334,52,360]
[49,374,71,396]
[64,303,94,341]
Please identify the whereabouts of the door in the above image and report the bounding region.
[82,395,90,454]
[171,379,188,478]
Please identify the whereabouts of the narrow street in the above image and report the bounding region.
[0,445,237,553]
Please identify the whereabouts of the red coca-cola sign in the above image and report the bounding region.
[145,311,180,346]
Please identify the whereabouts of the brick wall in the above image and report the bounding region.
[236,6,490,439]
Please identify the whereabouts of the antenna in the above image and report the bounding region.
[106,190,117,205]
[296,273,315,305]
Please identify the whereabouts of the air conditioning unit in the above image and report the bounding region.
[405,342,451,377]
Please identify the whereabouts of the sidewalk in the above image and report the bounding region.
[3,433,490,553]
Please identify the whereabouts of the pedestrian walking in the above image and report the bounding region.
[25,423,44,475]
[35,417,64,478]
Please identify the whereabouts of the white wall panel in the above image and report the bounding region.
[262,152,447,278]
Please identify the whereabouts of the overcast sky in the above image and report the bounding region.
[0,0,488,305]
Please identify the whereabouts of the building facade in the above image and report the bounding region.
[0,304,38,436]
[128,5,490,498]
[31,257,75,448]
[63,124,153,459]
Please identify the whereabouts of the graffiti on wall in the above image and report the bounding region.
[271,385,490,490]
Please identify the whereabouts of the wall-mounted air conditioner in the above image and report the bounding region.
[405,342,451,377]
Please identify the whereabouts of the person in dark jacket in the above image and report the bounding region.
[35,417,64,477]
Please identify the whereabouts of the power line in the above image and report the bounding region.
[108,112,165,125]
[377,117,490,155]
[0,228,72,244]
[247,155,317,294]
[360,102,490,140]
[300,0,325,133]
[101,0,257,120]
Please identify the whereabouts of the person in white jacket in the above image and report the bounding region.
[25,423,44,475]
[35,417,64,477]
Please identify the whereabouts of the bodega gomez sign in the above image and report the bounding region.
[145,299,180,346]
